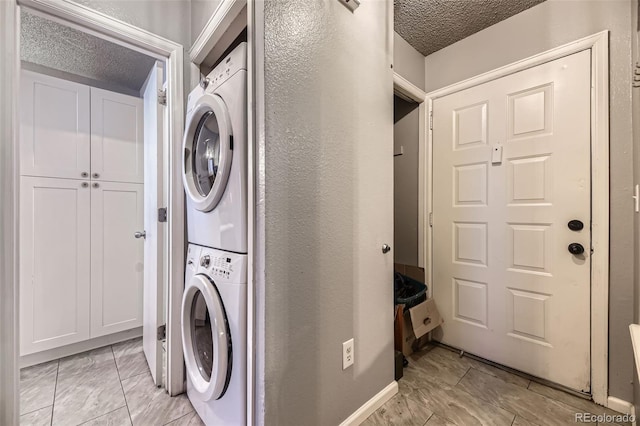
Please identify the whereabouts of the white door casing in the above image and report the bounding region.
[432,50,591,392]
[90,181,144,338]
[20,176,91,355]
[91,87,144,184]
[20,70,91,180]
[142,61,165,386]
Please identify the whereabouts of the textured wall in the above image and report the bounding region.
[393,32,425,90]
[261,0,394,424]
[191,0,222,46]
[21,11,155,95]
[424,0,634,402]
[395,0,545,56]
[394,97,420,267]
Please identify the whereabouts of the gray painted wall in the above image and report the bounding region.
[393,32,425,90]
[191,0,222,45]
[72,0,191,47]
[633,0,640,413]
[261,0,394,424]
[394,97,420,266]
[393,32,425,267]
[424,0,634,402]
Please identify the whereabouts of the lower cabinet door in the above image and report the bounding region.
[20,176,91,355]
[90,181,144,337]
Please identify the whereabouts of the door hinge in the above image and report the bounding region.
[157,324,166,341]
[158,88,167,106]
[429,212,433,227]
[429,111,433,130]
[158,207,167,222]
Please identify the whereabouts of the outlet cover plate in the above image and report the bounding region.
[343,338,354,370]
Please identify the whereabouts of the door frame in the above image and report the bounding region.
[424,31,610,406]
[2,0,186,416]
[393,72,427,268]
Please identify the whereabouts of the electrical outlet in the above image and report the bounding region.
[343,338,354,370]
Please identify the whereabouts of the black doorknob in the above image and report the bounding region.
[568,243,585,255]
[568,220,584,231]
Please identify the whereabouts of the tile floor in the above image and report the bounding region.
[19,338,204,426]
[364,344,630,426]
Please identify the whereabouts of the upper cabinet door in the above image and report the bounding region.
[20,71,91,180]
[91,87,144,183]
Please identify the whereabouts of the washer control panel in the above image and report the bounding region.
[194,244,247,283]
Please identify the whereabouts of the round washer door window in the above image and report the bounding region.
[181,274,232,401]
[182,94,233,212]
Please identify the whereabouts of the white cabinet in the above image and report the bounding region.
[20,176,91,355]
[90,181,144,337]
[91,88,144,183]
[19,71,146,356]
[20,71,91,180]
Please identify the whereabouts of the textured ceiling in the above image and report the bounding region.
[394,0,546,56]
[21,11,156,94]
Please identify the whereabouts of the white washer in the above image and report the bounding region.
[182,243,247,425]
[183,43,247,253]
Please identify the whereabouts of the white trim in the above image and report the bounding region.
[393,73,428,269]
[189,0,247,65]
[0,2,19,424]
[425,31,609,404]
[20,328,142,368]
[607,396,635,415]
[338,381,398,426]
[12,0,186,397]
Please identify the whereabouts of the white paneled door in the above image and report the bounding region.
[432,50,591,392]
[142,61,165,386]
[91,87,144,183]
[90,181,144,337]
[20,71,91,180]
[20,176,91,355]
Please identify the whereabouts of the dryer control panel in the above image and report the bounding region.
[206,42,247,92]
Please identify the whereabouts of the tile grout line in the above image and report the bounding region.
[111,345,134,426]
[75,406,128,426]
[50,360,60,426]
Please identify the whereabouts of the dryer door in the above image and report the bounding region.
[181,274,232,401]
[182,94,233,212]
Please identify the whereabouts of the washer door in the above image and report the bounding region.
[182,94,233,212]
[181,274,232,401]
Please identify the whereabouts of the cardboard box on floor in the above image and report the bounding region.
[394,299,443,356]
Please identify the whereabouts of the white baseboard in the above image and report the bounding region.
[607,396,635,415]
[339,381,398,426]
[20,327,142,368]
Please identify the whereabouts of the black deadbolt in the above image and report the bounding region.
[568,220,584,231]
[568,243,585,255]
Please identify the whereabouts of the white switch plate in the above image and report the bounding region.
[343,338,354,370]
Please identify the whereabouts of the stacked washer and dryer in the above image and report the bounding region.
[181,42,247,426]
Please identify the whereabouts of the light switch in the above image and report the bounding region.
[492,145,503,164]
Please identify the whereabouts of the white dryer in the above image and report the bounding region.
[182,243,247,425]
[183,43,247,253]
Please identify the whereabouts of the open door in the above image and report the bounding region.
[142,61,165,386]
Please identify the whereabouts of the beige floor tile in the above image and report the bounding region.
[112,338,149,381]
[425,413,457,426]
[362,389,433,426]
[122,371,193,426]
[20,360,58,415]
[164,412,205,426]
[80,407,132,426]
[456,368,579,426]
[20,405,52,426]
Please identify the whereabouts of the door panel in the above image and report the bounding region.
[20,71,91,180]
[432,50,591,391]
[90,181,144,337]
[20,176,91,355]
[142,62,164,386]
[91,87,144,183]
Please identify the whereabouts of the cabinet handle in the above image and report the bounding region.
[81,182,89,188]
[92,182,99,188]
[92,173,100,178]
[81,172,88,178]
